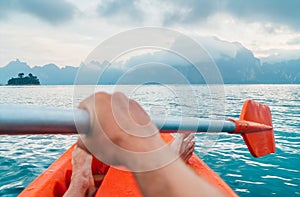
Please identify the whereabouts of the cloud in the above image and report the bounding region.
[286,37,300,45]
[94,0,220,25]
[261,48,300,63]
[165,0,300,29]
[94,0,300,30]
[162,0,221,26]
[97,0,143,24]
[0,0,76,24]
[224,0,300,29]
[0,0,13,18]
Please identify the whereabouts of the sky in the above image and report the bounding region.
[1,0,300,67]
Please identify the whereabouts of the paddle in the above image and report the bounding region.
[0,100,275,157]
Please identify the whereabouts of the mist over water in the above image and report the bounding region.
[0,85,299,196]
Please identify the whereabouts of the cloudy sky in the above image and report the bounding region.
[1,0,300,67]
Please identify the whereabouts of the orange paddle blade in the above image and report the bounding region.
[239,100,275,157]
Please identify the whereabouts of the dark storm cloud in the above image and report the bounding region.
[0,0,76,24]
[97,0,143,23]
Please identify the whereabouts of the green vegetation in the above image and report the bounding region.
[7,73,40,85]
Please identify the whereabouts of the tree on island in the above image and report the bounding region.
[18,73,24,79]
[7,73,40,85]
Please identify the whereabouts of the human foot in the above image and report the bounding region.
[170,133,195,163]
[63,146,96,197]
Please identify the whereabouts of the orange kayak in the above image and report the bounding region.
[19,134,237,197]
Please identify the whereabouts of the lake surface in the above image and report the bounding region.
[0,85,299,196]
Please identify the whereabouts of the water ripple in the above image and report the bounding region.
[0,85,300,196]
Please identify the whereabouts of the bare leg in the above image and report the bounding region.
[170,133,195,163]
[63,146,96,197]
[64,134,195,196]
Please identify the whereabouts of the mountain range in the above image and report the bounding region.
[0,37,299,85]
[0,60,77,85]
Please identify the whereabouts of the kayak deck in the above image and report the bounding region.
[19,134,237,197]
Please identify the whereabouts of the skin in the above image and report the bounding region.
[63,147,96,197]
[65,92,225,197]
[171,133,195,163]
[64,133,195,197]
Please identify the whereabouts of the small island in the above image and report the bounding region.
[7,73,40,85]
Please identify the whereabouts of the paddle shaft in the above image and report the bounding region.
[0,104,236,135]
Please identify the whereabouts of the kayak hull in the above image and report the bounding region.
[19,134,237,197]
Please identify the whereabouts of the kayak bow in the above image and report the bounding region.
[19,134,238,197]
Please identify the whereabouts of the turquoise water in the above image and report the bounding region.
[0,85,299,196]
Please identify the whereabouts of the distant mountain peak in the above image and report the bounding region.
[195,36,248,60]
[6,59,30,70]
[43,63,59,69]
[0,38,299,85]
